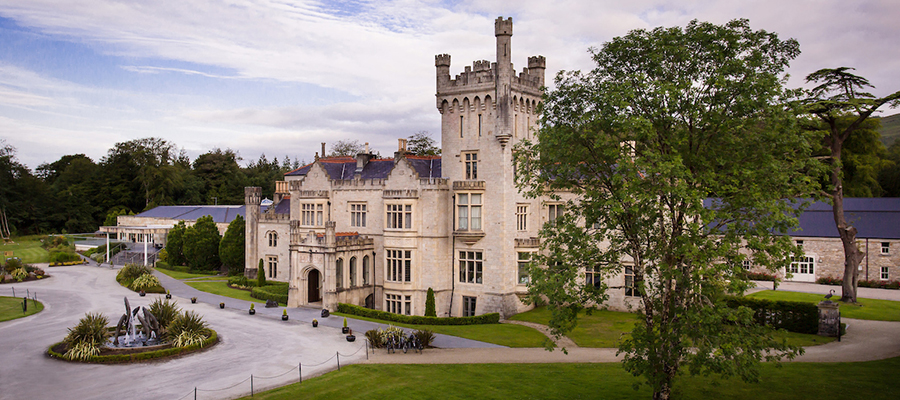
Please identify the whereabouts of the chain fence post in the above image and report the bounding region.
[251,375,254,397]
[336,351,340,371]
[194,387,197,400]
[366,338,369,360]
[299,363,302,383]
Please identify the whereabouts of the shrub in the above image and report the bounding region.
[336,303,500,325]
[156,261,171,270]
[250,282,288,304]
[130,274,162,292]
[117,264,153,281]
[228,275,255,288]
[65,313,111,348]
[746,271,778,281]
[724,296,818,334]
[365,329,383,348]
[425,287,436,317]
[859,279,900,290]
[168,311,210,347]
[413,328,435,347]
[148,298,181,330]
[157,248,169,263]
[4,257,24,273]
[65,340,101,361]
[257,260,266,287]
[49,250,81,263]
[12,268,27,282]
[816,276,843,286]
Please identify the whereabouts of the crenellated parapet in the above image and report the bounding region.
[245,187,262,206]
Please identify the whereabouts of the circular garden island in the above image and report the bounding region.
[48,297,217,363]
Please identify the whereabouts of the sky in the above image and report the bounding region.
[1,0,898,170]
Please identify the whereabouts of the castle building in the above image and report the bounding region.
[243,17,549,317]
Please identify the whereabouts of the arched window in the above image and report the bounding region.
[268,231,277,247]
[336,258,343,289]
[363,256,370,286]
[349,257,357,287]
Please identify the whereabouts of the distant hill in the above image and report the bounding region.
[876,112,900,147]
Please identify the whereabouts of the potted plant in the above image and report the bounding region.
[341,317,350,334]
[139,290,146,297]
[165,290,172,299]
[282,309,289,321]
[219,302,225,309]
[312,319,318,327]
[191,297,197,304]
[346,328,355,342]
[249,303,256,315]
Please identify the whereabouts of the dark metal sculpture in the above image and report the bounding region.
[112,297,160,347]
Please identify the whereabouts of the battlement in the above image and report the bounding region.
[435,54,451,67]
[494,17,512,36]
[245,187,262,206]
[528,56,546,70]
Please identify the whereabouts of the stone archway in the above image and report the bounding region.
[307,269,322,303]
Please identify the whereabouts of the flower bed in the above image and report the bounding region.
[47,329,218,364]
[816,276,900,290]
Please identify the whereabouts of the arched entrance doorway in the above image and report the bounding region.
[308,269,322,303]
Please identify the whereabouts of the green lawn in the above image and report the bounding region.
[185,281,265,304]
[239,357,900,400]
[511,306,834,348]
[0,296,44,322]
[2,236,50,263]
[333,312,547,348]
[155,267,220,280]
[510,307,638,347]
[748,290,900,321]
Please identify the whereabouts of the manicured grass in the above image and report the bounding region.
[2,236,50,263]
[239,357,900,400]
[511,306,833,348]
[333,312,547,348]
[155,267,220,280]
[185,281,265,304]
[184,277,229,282]
[0,296,44,322]
[510,307,638,347]
[748,290,900,321]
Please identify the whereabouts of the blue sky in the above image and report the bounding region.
[1,0,898,169]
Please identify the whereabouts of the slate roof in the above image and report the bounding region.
[272,198,290,214]
[787,198,900,239]
[135,205,245,224]
[284,156,442,180]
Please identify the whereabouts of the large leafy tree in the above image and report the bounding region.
[407,131,441,156]
[803,68,900,303]
[192,148,247,205]
[516,19,817,400]
[182,215,221,271]
[165,221,187,267]
[219,215,245,275]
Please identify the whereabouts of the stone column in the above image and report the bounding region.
[817,301,840,337]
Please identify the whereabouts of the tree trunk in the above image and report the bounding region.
[830,137,864,303]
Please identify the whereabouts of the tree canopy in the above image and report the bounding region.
[516,19,817,400]
[182,215,222,271]
[802,67,900,302]
[407,131,441,156]
[219,215,245,275]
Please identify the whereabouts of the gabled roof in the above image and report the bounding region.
[285,155,442,180]
[134,205,245,224]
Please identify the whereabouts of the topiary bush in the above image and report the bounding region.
[425,287,436,317]
[337,303,500,325]
[257,259,266,287]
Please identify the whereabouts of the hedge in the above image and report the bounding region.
[47,329,218,364]
[816,276,900,290]
[251,282,289,305]
[336,303,500,325]
[49,260,86,267]
[724,296,818,334]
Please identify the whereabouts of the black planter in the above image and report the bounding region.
[282,315,289,321]
[219,303,225,309]
[321,309,330,318]
[139,291,146,297]
[249,309,256,315]
[342,327,350,334]
[191,298,197,304]
[312,321,318,327]
[165,294,172,299]
[346,335,356,342]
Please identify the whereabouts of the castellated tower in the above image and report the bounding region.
[435,17,546,317]
[244,187,262,274]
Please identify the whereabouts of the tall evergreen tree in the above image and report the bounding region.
[182,215,221,271]
[219,215,245,275]
[165,221,188,267]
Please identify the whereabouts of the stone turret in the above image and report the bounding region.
[244,187,262,275]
